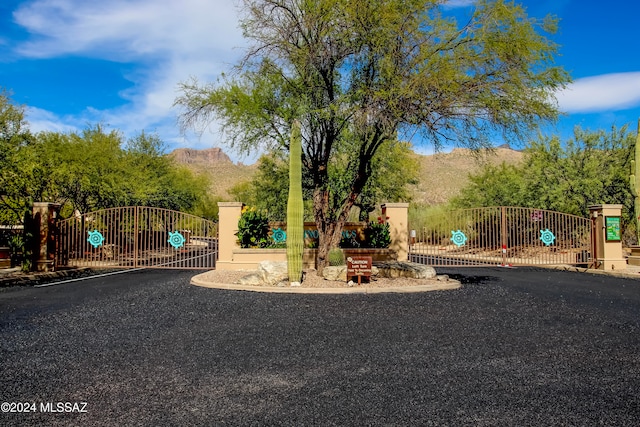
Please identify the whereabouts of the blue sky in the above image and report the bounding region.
[2,0,640,162]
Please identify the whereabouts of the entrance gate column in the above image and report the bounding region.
[381,203,410,261]
[32,202,60,272]
[216,202,243,270]
[589,204,626,271]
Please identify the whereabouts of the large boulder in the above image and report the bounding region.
[258,260,289,285]
[237,261,289,286]
[376,261,436,279]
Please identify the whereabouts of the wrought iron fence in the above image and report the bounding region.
[409,206,593,267]
[56,206,218,269]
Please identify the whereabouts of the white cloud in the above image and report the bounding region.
[556,72,640,113]
[11,0,249,159]
[25,106,80,134]
[13,0,244,60]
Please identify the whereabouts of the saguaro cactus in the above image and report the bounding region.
[632,119,640,244]
[287,120,304,284]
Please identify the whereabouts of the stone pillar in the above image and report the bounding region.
[589,204,626,271]
[216,202,243,270]
[381,203,410,261]
[32,202,61,272]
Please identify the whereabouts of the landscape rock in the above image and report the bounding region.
[322,266,347,281]
[376,261,436,279]
[236,261,289,286]
[236,273,264,286]
[259,261,289,285]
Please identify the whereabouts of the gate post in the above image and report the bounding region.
[31,202,61,272]
[589,204,626,271]
[381,203,410,261]
[216,202,243,270]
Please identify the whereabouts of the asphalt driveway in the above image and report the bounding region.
[1,267,639,426]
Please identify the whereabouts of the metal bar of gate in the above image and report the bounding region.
[409,206,593,267]
[501,206,507,266]
[55,206,218,270]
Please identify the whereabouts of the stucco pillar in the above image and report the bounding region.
[589,204,626,271]
[32,202,60,272]
[381,203,410,261]
[216,202,243,270]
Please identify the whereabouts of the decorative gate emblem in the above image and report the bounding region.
[450,230,467,247]
[168,231,186,249]
[87,230,105,248]
[272,228,287,243]
[539,228,556,246]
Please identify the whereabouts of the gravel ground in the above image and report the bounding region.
[196,268,453,288]
[1,267,640,426]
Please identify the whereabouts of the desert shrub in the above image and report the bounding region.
[236,207,270,248]
[364,220,391,248]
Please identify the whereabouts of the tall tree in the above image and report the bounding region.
[176,0,569,270]
[0,90,34,224]
[2,121,213,219]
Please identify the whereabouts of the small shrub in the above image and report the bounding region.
[8,232,31,272]
[328,248,345,266]
[364,221,391,248]
[236,207,270,248]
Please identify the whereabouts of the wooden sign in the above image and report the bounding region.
[347,256,372,285]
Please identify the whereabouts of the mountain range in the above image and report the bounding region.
[169,146,524,205]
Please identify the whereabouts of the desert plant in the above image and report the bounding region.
[365,220,391,248]
[236,207,270,248]
[286,120,304,283]
[328,248,345,266]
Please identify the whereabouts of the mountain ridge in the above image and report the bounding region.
[168,146,524,204]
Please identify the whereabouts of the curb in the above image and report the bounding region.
[190,273,462,294]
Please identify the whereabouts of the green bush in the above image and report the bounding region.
[364,221,391,248]
[236,207,270,248]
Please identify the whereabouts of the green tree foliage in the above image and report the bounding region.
[176,0,569,269]
[453,162,527,208]
[231,141,419,221]
[0,96,214,222]
[337,141,420,221]
[453,126,634,238]
[0,91,35,224]
[229,154,293,220]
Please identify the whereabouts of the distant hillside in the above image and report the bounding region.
[410,147,524,205]
[170,146,524,205]
[168,148,257,199]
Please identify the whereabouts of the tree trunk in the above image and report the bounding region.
[313,187,360,275]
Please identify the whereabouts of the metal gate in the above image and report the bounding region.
[55,206,218,269]
[409,207,593,267]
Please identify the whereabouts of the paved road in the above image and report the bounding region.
[1,267,639,426]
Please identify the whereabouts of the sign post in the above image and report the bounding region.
[347,256,372,285]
